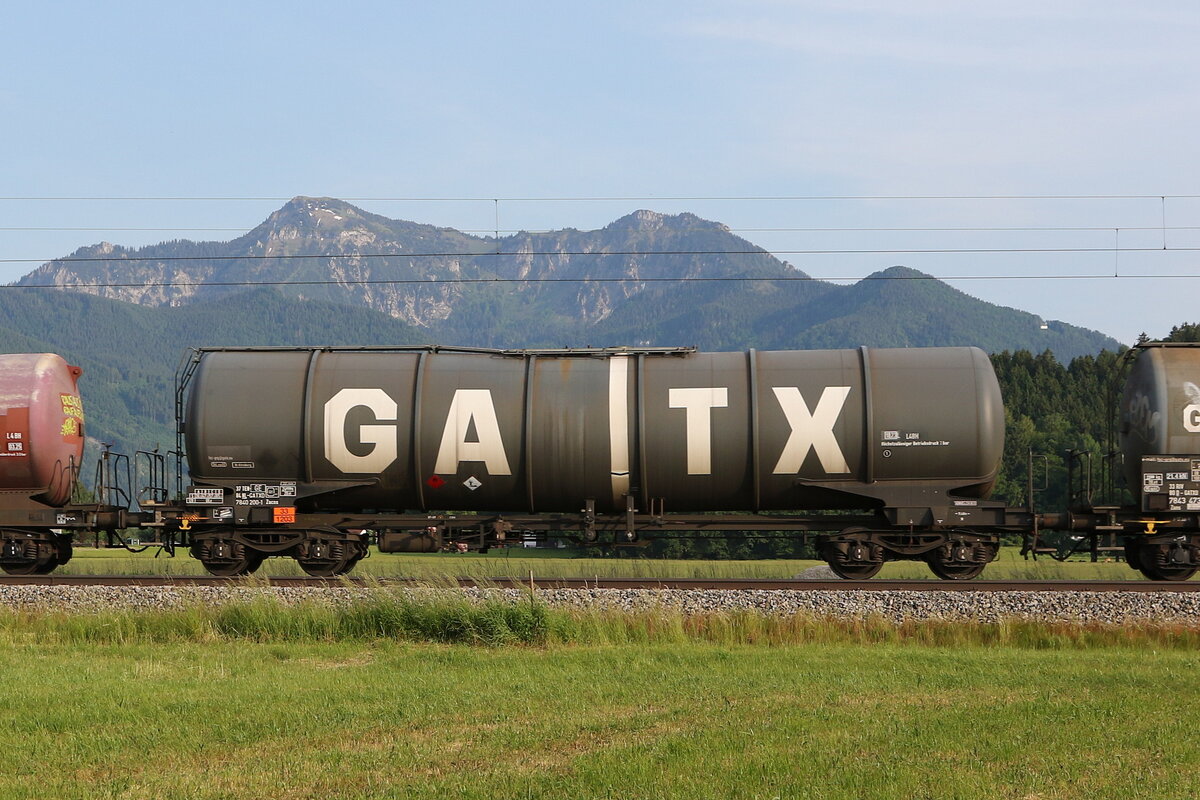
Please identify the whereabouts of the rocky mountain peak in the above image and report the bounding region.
[630,209,665,228]
[258,196,359,230]
[11,198,1121,359]
[603,209,729,237]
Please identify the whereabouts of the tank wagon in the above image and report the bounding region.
[175,344,1017,577]
[1103,343,1200,578]
[0,354,133,573]
[1,342,1199,580]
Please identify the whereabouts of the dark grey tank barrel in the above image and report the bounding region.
[1120,343,1200,507]
[184,345,1005,514]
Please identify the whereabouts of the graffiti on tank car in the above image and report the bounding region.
[60,394,84,421]
[1127,391,1161,444]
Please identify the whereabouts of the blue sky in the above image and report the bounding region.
[3,1,1199,345]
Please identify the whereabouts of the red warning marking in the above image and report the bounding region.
[426,475,446,489]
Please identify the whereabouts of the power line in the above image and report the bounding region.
[0,227,250,233]
[4,245,1200,265]
[0,194,1199,202]
[6,273,1200,291]
[4,224,1200,235]
[715,225,1200,233]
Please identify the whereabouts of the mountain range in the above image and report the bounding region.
[6,196,1121,456]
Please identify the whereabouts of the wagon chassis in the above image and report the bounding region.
[121,492,1034,579]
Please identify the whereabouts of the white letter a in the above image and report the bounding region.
[434,389,512,475]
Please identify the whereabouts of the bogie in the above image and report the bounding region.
[1126,538,1200,582]
[820,529,998,581]
[924,537,997,581]
[190,536,264,577]
[0,532,72,576]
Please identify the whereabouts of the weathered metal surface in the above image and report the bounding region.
[184,345,1005,514]
[1121,344,1200,508]
[0,354,84,507]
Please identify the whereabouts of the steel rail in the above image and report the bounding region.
[2,576,1199,592]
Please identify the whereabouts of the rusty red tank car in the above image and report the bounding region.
[0,353,85,508]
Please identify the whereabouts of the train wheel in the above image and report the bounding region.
[200,554,264,577]
[1139,564,1198,581]
[296,534,367,577]
[54,534,73,567]
[193,538,264,577]
[821,528,885,579]
[2,555,59,575]
[297,558,346,577]
[1131,540,1199,581]
[298,550,366,576]
[1124,541,1144,571]
[925,538,994,581]
[826,561,883,579]
[0,539,59,575]
[925,559,988,580]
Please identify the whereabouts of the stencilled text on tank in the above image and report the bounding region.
[324,388,512,476]
[1182,382,1200,433]
[880,430,951,449]
[324,384,854,477]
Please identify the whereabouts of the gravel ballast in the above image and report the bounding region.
[1,585,1200,625]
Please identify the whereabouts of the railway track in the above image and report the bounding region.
[2,575,1199,592]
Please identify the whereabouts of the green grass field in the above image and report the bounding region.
[2,636,1197,799]
[1,592,1199,798]
[54,542,1154,580]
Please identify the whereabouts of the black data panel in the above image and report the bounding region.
[1141,456,1200,512]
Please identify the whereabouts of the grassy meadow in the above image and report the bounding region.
[10,547,1193,797]
[1,592,1199,798]
[54,541,1155,581]
[2,636,1198,798]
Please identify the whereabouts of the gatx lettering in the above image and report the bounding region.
[323,384,852,477]
[433,389,512,476]
[323,388,398,473]
[324,388,512,476]
[771,386,852,474]
[1185,403,1200,433]
[668,387,729,475]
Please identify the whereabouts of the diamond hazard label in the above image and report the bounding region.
[463,476,482,491]
[426,475,446,489]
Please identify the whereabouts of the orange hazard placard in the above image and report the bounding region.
[273,507,297,524]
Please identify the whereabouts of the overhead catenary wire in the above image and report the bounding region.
[7,274,1200,291]
[3,194,1198,289]
[2,193,1200,201]
[4,244,1200,265]
[4,224,1200,234]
